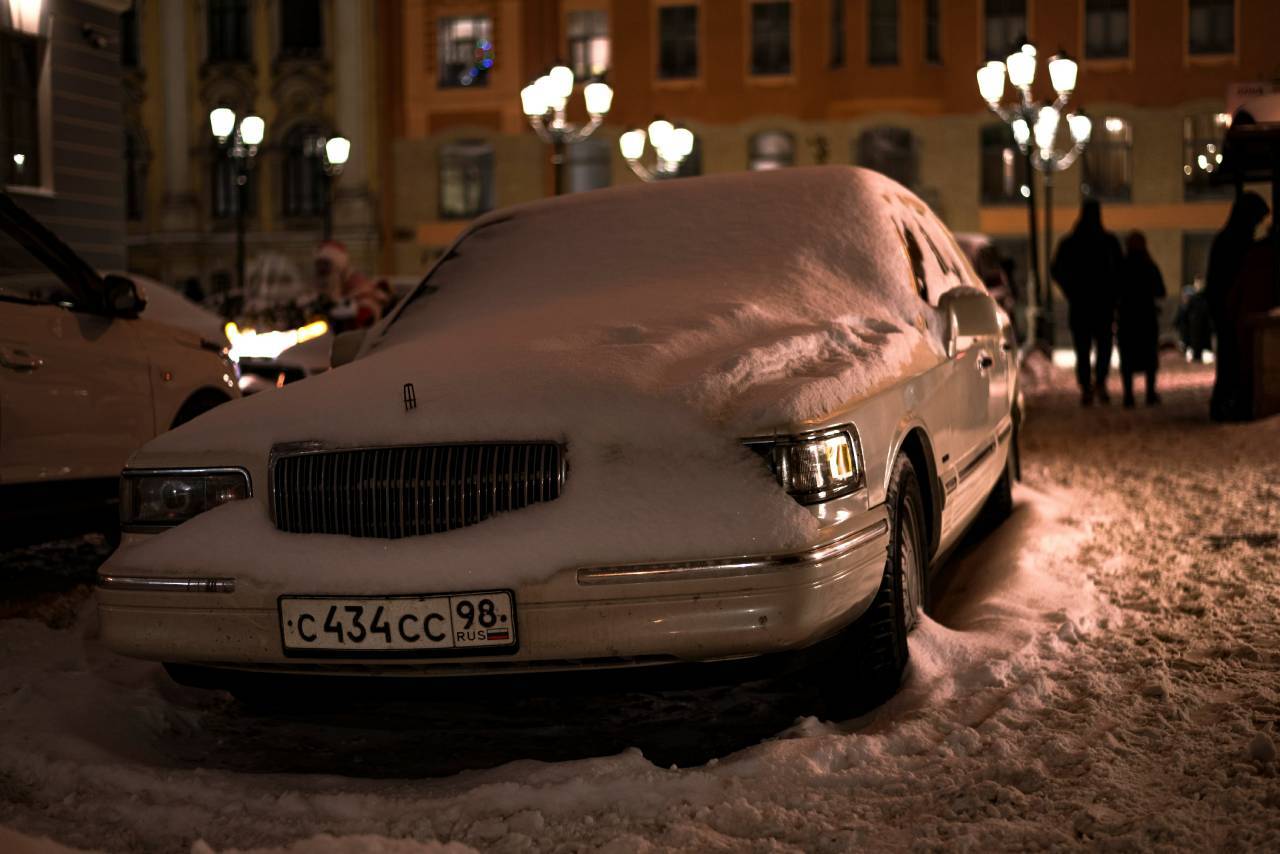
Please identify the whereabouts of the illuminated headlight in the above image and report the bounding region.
[121,468,251,529]
[745,426,865,504]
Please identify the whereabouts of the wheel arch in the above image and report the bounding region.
[169,386,233,429]
[887,424,942,559]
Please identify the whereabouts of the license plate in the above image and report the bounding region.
[279,591,516,656]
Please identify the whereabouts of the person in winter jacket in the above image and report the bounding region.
[1116,231,1166,407]
[1051,199,1124,405]
[1205,192,1269,421]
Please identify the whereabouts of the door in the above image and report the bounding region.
[0,200,154,485]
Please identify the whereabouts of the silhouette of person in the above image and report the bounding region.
[1117,231,1166,407]
[1205,192,1269,421]
[1176,284,1213,362]
[1051,199,1123,405]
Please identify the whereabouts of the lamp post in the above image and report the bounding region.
[320,134,350,241]
[618,119,696,181]
[977,44,1090,350]
[520,65,613,195]
[209,107,264,302]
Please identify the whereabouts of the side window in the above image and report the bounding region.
[900,226,928,301]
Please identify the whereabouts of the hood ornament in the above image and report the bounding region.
[403,383,417,412]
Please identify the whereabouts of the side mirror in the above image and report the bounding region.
[330,328,367,368]
[939,287,1000,357]
[103,274,147,318]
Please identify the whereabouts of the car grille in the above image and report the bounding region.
[270,443,565,539]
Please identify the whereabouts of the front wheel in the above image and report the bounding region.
[818,453,927,719]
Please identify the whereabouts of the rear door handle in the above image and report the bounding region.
[0,346,44,371]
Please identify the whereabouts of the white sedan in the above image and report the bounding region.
[0,193,237,546]
[98,167,1019,715]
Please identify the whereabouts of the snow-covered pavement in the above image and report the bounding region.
[2,359,1278,853]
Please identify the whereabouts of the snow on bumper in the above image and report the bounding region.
[97,510,889,675]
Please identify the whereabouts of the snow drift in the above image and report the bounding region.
[124,167,969,586]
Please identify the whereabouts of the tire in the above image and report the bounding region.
[818,454,927,719]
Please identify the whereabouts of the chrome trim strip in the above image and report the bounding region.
[997,419,1013,442]
[576,519,889,586]
[957,440,997,483]
[98,575,236,593]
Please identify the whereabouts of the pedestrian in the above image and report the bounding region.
[1116,231,1166,407]
[1051,199,1123,406]
[1175,284,1213,362]
[1205,192,1269,421]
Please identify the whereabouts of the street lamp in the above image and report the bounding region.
[977,44,1089,350]
[320,134,350,241]
[619,119,696,181]
[209,108,265,303]
[520,64,613,195]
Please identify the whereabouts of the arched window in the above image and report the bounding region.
[855,127,917,189]
[211,145,254,219]
[748,130,795,170]
[281,124,327,218]
[566,138,610,193]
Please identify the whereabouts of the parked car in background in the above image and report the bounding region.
[99,167,1019,716]
[0,193,238,546]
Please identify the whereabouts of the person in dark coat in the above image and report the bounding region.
[1205,192,1269,421]
[1176,285,1213,362]
[1051,199,1124,405]
[1116,231,1166,406]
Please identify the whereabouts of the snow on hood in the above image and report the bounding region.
[129,168,964,582]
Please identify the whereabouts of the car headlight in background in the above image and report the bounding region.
[744,426,865,504]
[120,468,251,529]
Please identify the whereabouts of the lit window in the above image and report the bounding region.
[438,16,493,88]
[749,130,795,171]
[750,2,791,76]
[0,30,42,187]
[868,0,898,66]
[567,10,609,79]
[207,0,251,63]
[657,5,698,79]
[439,140,494,219]
[280,0,323,60]
[1183,112,1232,199]
[1085,0,1128,59]
[980,124,1028,205]
[1082,116,1132,201]
[856,127,917,189]
[1188,0,1233,55]
[984,0,1025,61]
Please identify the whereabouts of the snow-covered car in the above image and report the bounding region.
[0,193,238,545]
[97,167,1019,714]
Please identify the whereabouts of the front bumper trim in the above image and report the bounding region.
[98,575,236,593]
[575,519,889,586]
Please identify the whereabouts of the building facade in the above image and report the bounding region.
[2,0,130,270]
[123,0,382,312]
[387,0,1280,335]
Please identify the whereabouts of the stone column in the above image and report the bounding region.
[160,0,198,230]
[332,0,374,233]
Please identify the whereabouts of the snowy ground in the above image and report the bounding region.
[2,357,1278,853]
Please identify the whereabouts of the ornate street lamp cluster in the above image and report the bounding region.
[619,119,695,181]
[977,43,1090,349]
[521,65,614,194]
[208,108,350,296]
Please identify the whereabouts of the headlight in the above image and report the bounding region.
[120,468,251,529]
[745,426,865,504]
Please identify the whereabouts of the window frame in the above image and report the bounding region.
[747,0,793,78]
[278,0,324,62]
[437,140,495,221]
[867,0,899,67]
[280,123,329,220]
[436,15,494,89]
[1186,0,1234,58]
[1182,112,1233,200]
[979,123,1029,206]
[206,0,252,65]
[924,0,941,64]
[655,2,700,83]
[855,126,919,190]
[0,28,52,194]
[829,0,845,68]
[566,8,610,80]
[1081,115,1133,203]
[748,129,796,171]
[1083,0,1130,61]
[983,0,1027,62]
